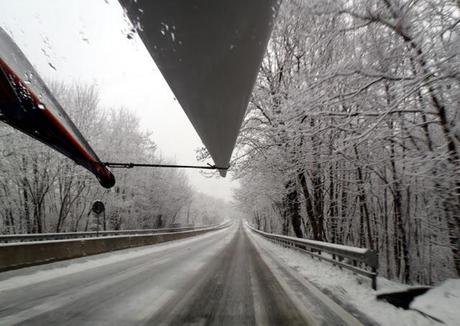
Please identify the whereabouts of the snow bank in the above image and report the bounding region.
[249,231,438,326]
[411,279,460,325]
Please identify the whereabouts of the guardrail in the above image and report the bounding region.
[247,224,378,290]
[0,222,231,271]
[0,225,213,243]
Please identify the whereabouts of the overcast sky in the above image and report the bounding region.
[0,0,238,200]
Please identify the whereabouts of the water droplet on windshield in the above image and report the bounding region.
[24,72,33,85]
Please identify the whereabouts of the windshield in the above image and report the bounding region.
[0,1,459,325]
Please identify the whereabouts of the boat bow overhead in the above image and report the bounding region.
[119,0,280,176]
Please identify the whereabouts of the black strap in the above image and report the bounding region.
[102,162,229,170]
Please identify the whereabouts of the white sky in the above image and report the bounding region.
[0,0,239,200]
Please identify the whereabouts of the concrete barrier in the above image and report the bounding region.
[0,224,229,272]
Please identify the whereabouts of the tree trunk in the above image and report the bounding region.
[286,180,303,238]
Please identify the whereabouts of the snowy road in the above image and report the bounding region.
[0,223,362,325]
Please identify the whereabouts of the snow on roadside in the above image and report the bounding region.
[249,231,437,326]
[411,279,460,325]
[0,227,232,293]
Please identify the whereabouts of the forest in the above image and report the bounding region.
[0,83,227,234]
[233,0,460,285]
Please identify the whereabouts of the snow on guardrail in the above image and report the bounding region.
[247,223,378,290]
[0,225,217,244]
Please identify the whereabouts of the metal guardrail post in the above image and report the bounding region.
[372,268,378,290]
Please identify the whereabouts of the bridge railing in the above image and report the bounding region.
[247,224,378,290]
[0,224,215,243]
[0,222,231,272]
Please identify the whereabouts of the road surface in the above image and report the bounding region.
[0,223,363,325]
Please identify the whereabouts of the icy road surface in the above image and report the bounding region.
[0,223,362,325]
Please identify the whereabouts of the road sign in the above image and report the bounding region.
[92,200,105,215]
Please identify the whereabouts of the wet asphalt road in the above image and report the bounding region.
[0,224,361,325]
